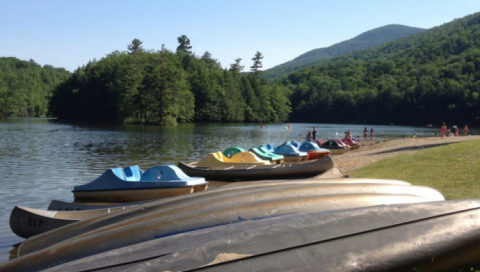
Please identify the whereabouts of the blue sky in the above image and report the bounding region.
[1,0,480,72]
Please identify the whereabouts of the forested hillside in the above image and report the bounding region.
[49,40,291,125]
[283,12,480,127]
[0,58,70,117]
[264,25,425,81]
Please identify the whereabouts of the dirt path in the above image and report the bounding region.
[333,135,480,173]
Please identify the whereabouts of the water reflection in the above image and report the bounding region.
[0,118,472,263]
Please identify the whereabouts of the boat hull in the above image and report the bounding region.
[14,198,480,272]
[304,151,330,160]
[9,206,131,239]
[178,156,334,181]
[283,154,308,162]
[325,147,350,155]
[9,181,444,270]
[73,186,199,202]
[47,199,146,211]
[115,200,480,272]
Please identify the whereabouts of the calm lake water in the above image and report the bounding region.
[0,118,471,263]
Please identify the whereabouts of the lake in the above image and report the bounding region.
[0,118,467,263]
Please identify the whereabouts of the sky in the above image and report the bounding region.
[1,0,480,72]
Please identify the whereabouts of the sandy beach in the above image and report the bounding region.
[333,135,480,173]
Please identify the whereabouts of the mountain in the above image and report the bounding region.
[264,24,425,80]
[281,11,480,127]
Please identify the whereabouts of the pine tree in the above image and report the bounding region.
[250,51,264,74]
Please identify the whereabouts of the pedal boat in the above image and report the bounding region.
[72,165,208,202]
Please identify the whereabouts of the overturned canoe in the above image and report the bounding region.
[9,205,132,239]
[178,156,334,181]
[47,199,148,211]
[72,165,208,202]
[33,199,480,272]
[7,181,444,271]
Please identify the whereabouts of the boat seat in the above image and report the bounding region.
[140,165,187,181]
[123,166,142,181]
[260,144,275,152]
[213,152,226,162]
[223,147,245,158]
[111,168,126,181]
[230,151,268,164]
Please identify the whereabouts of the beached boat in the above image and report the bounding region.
[178,156,333,181]
[249,146,284,164]
[9,205,134,239]
[223,146,245,158]
[48,166,346,212]
[320,139,351,155]
[47,199,147,211]
[273,143,308,162]
[191,151,271,168]
[4,180,445,272]
[298,141,331,160]
[281,140,300,148]
[260,143,276,152]
[341,138,360,150]
[72,165,208,202]
[34,200,480,272]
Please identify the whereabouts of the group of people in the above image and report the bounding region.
[440,123,468,139]
[343,130,361,142]
[306,127,317,141]
[363,127,374,140]
[305,127,372,142]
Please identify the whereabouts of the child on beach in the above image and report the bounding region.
[441,122,447,139]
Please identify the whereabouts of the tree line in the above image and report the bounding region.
[0,57,70,118]
[49,37,291,125]
[3,12,480,128]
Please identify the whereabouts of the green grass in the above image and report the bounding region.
[349,139,480,200]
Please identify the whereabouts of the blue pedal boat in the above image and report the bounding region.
[72,165,208,202]
[273,143,308,162]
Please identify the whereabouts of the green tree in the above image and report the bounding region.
[177,35,192,54]
[250,51,264,74]
[127,39,144,55]
[230,58,244,72]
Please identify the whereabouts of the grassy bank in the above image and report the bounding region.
[349,139,480,200]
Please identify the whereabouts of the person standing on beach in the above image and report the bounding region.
[464,125,469,136]
[370,128,374,140]
[312,127,317,141]
[364,127,368,138]
[441,122,447,139]
[451,125,457,137]
[306,131,313,141]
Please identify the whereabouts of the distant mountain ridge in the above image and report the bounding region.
[264,24,425,80]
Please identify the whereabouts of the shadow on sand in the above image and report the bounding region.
[372,141,458,155]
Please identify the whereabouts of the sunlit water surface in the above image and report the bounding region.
[0,118,467,263]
